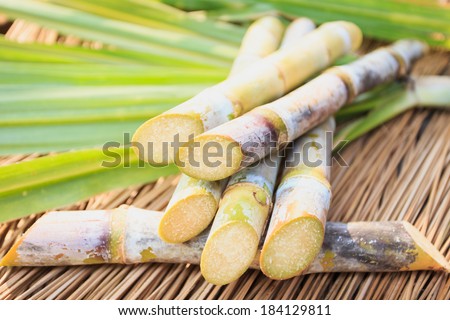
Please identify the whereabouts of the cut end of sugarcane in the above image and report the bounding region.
[401,221,450,272]
[177,134,243,181]
[201,221,259,285]
[132,113,204,165]
[338,21,363,51]
[324,21,363,51]
[159,192,218,243]
[0,237,23,267]
[260,216,324,280]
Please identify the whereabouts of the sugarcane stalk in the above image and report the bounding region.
[260,118,335,280]
[200,157,281,284]
[414,76,450,107]
[159,17,285,244]
[228,16,284,76]
[200,18,316,285]
[177,40,428,181]
[158,177,227,243]
[2,207,448,276]
[132,21,362,165]
[279,18,315,49]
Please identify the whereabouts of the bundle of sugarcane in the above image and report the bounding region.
[177,40,428,181]
[171,38,439,282]
[2,207,449,276]
[132,20,362,164]
[1,10,449,288]
[158,16,285,244]
[159,17,316,245]
[200,19,319,284]
[259,118,335,280]
[200,156,282,285]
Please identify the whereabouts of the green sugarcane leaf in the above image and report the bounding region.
[0,62,227,85]
[47,0,245,44]
[0,0,237,67]
[0,148,179,222]
[338,77,450,143]
[0,35,185,65]
[335,90,416,145]
[195,0,450,48]
[0,84,212,154]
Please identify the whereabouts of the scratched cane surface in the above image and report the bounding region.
[0,20,449,300]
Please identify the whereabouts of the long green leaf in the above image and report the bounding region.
[0,84,204,109]
[0,35,230,66]
[47,0,245,44]
[0,84,211,154]
[335,77,450,145]
[0,148,178,222]
[0,0,237,67]
[0,62,227,85]
[193,0,450,48]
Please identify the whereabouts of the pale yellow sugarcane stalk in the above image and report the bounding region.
[279,18,316,49]
[229,16,284,75]
[159,17,285,244]
[260,118,335,280]
[132,21,362,165]
[1,207,448,277]
[177,40,428,181]
[200,157,282,285]
[411,76,450,107]
[200,19,316,285]
[158,177,227,243]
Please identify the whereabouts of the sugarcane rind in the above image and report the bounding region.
[280,167,330,187]
[140,247,157,263]
[0,237,23,267]
[400,221,450,272]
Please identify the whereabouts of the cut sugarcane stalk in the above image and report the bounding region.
[1,207,448,276]
[158,177,227,243]
[279,18,315,49]
[159,17,286,244]
[228,16,284,75]
[200,19,316,285]
[177,40,428,181]
[132,21,362,164]
[200,157,281,285]
[260,118,335,280]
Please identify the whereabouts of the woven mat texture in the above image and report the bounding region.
[0,20,449,300]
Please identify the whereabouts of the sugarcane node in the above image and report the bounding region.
[133,21,362,166]
[325,67,357,102]
[199,19,318,285]
[2,209,449,276]
[109,208,128,263]
[158,16,286,247]
[201,179,275,284]
[388,40,429,76]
